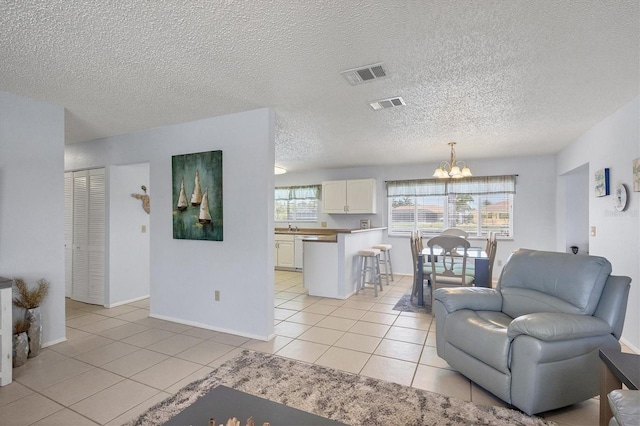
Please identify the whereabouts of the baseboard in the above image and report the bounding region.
[620,337,639,354]
[149,313,274,341]
[42,336,67,348]
[106,295,150,308]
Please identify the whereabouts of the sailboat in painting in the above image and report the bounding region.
[177,178,188,211]
[190,170,202,206]
[198,189,212,224]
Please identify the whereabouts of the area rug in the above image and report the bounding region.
[392,293,431,314]
[129,350,554,426]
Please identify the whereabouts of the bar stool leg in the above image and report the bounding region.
[355,255,363,295]
[375,254,383,293]
[386,249,394,282]
[381,250,390,286]
[370,256,378,297]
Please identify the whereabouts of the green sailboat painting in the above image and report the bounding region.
[172,150,223,241]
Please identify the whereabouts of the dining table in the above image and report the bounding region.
[416,246,490,307]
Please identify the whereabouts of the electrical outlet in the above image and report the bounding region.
[214,290,220,301]
[141,225,147,233]
[321,222,327,227]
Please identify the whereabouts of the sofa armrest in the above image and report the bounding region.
[507,312,612,342]
[433,287,502,313]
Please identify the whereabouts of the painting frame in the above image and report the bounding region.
[172,150,223,241]
[594,168,610,197]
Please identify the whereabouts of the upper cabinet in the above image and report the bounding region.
[322,179,376,214]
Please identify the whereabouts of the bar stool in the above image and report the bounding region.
[355,249,383,296]
[372,244,393,286]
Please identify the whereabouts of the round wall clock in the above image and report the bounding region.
[613,184,628,212]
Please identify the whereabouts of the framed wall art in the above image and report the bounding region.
[594,168,610,197]
[172,150,223,241]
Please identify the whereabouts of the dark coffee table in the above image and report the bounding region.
[164,385,348,425]
[598,347,640,426]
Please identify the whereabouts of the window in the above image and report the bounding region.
[387,176,516,237]
[275,185,321,222]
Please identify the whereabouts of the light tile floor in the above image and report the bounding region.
[0,271,627,425]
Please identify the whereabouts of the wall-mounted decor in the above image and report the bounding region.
[633,157,640,192]
[172,150,223,241]
[131,185,150,214]
[594,168,610,197]
[613,183,628,212]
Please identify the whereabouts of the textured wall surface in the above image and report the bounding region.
[1,1,638,171]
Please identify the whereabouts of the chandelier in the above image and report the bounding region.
[432,142,472,179]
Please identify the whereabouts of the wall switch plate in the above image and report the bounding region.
[590,226,596,237]
[141,225,147,233]
[214,290,220,301]
[497,259,502,267]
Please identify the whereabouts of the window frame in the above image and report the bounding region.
[274,185,321,223]
[386,176,515,238]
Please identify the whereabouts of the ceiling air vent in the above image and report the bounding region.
[369,96,405,111]
[341,63,388,85]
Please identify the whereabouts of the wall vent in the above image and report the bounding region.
[341,63,388,85]
[369,96,405,110]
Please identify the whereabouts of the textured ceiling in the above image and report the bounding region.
[1,1,638,172]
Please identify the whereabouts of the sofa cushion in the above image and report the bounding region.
[444,310,513,374]
[608,389,640,426]
[499,249,611,318]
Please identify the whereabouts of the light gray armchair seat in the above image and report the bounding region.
[433,249,631,415]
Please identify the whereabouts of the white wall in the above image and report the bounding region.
[0,91,66,346]
[66,108,276,339]
[557,96,640,351]
[276,154,558,280]
[563,163,590,255]
[108,163,150,307]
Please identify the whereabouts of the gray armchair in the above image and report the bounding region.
[433,249,631,415]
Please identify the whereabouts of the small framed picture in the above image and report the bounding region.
[594,168,610,197]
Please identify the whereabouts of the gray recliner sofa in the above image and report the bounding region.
[433,248,631,415]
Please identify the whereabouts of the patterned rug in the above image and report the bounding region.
[128,350,554,426]
[392,293,432,314]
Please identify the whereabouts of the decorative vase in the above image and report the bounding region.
[26,307,42,358]
[13,332,29,367]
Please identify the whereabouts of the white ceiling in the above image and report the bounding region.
[1,1,638,172]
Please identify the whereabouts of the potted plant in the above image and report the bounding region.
[13,278,49,358]
[12,319,29,367]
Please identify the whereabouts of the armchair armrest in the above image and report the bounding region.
[507,312,612,342]
[433,287,502,313]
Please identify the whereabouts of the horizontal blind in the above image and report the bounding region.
[275,185,321,200]
[387,175,516,197]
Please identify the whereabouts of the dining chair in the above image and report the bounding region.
[427,235,474,302]
[440,228,469,238]
[410,231,430,302]
[486,236,498,286]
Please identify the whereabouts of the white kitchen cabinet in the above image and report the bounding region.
[274,234,295,269]
[321,179,376,214]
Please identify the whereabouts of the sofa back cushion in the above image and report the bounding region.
[498,249,611,318]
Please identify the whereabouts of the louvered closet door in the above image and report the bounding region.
[64,172,73,297]
[71,169,105,305]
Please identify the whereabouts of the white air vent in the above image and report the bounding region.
[369,96,405,110]
[341,63,388,85]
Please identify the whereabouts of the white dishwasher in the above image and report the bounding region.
[294,235,314,270]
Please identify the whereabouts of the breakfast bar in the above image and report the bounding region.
[303,227,387,299]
